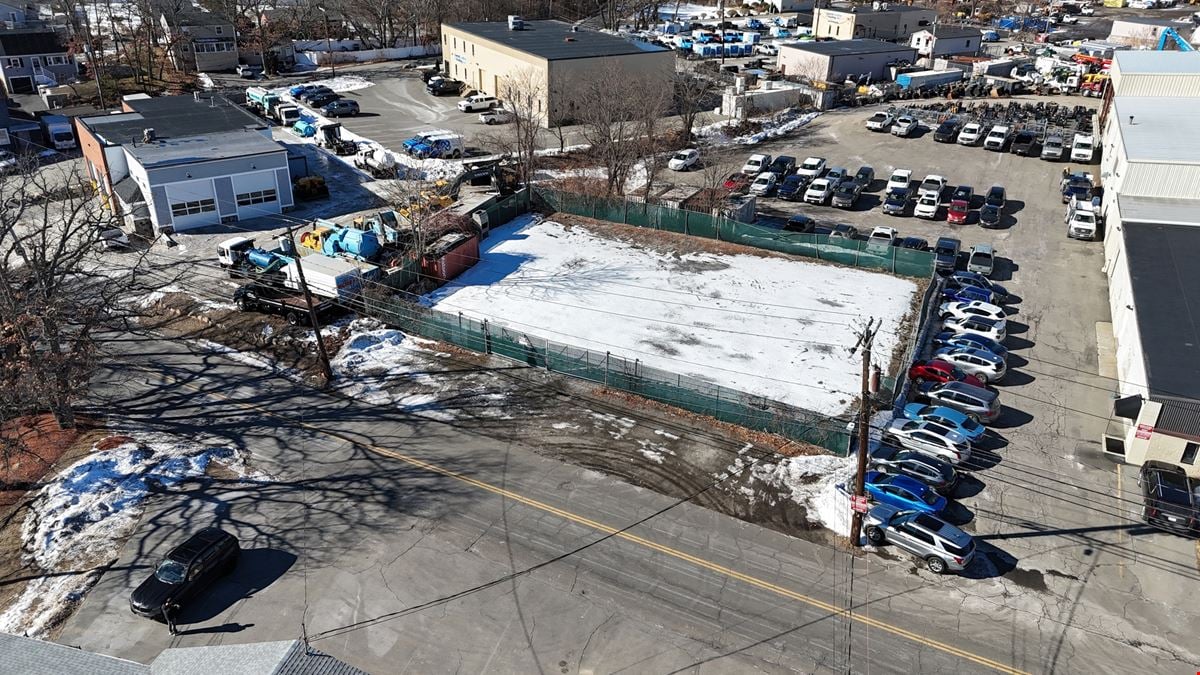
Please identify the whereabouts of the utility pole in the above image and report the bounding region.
[285,227,334,385]
[848,318,880,547]
[718,0,725,65]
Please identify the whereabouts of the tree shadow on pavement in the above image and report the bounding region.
[177,548,297,625]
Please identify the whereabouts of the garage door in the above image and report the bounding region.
[164,179,218,231]
[232,171,281,220]
[6,76,32,94]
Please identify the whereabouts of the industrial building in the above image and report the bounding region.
[1107,16,1197,48]
[909,26,983,58]
[811,5,937,41]
[778,38,916,83]
[439,18,673,125]
[1099,51,1200,476]
[76,93,293,234]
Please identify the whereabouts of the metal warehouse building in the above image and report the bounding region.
[77,93,293,234]
[1099,51,1200,476]
[439,18,673,125]
[811,5,936,41]
[778,38,916,82]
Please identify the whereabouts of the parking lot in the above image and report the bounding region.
[666,100,1200,657]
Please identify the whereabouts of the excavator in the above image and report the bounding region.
[1157,27,1195,52]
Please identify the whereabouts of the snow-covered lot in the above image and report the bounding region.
[424,216,917,415]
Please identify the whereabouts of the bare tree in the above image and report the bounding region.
[674,69,716,142]
[496,67,545,188]
[0,161,152,446]
[575,62,668,196]
[632,76,673,200]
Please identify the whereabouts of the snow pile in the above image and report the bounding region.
[733,454,856,536]
[330,319,454,419]
[425,218,915,415]
[697,110,822,145]
[193,339,305,383]
[133,285,235,312]
[659,2,718,20]
[0,434,262,638]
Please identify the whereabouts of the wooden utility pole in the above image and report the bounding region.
[285,227,335,385]
[848,318,880,547]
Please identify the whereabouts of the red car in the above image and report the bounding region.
[908,359,985,388]
[723,172,751,193]
[947,199,970,224]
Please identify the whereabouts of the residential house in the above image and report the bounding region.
[0,29,75,94]
[161,10,237,73]
[0,2,35,27]
[909,26,983,58]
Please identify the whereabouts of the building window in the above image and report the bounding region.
[195,42,233,53]
[236,189,277,207]
[6,57,20,68]
[214,25,223,34]
[47,56,65,65]
[170,198,216,217]
[1183,443,1199,466]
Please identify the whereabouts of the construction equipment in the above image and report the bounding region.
[354,146,397,178]
[293,175,329,201]
[1081,73,1109,97]
[292,119,318,138]
[318,123,357,156]
[444,157,521,197]
[217,236,293,276]
[1157,27,1195,52]
[352,210,406,245]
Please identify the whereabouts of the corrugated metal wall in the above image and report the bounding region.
[1111,72,1200,98]
[1106,236,1150,399]
[1121,162,1200,198]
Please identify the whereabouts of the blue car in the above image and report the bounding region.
[901,403,986,441]
[949,271,1008,303]
[942,284,996,305]
[864,471,948,514]
[777,174,808,201]
[932,330,1008,359]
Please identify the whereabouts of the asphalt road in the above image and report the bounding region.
[58,330,1059,675]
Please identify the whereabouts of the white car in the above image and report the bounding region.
[886,169,912,192]
[883,419,973,465]
[749,171,778,196]
[742,153,771,175]
[865,111,894,131]
[796,156,826,179]
[891,115,919,137]
[957,123,984,145]
[914,194,940,219]
[942,315,1007,343]
[984,125,1011,151]
[479,108,515,124]
[939,300,1007,324]
[754,44,778,56]
[917,175,947,200]
[868,226,897,246]
[0,150,17,174]
[803,178,833,204]
[458,94,499,112]
[934,347,1007,384]
[668,148,700,171]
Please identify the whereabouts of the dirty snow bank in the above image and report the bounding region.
[0,433,263,638]
[726,453,855,536]
[329,318,460,419]
[698,109,821,145]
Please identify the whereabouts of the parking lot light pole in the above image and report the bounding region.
[848,318,880,547]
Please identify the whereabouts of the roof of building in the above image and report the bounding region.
[920,26,983,40]
[171,10,234,27]
[1123,222,1200,413]
[0,29,68,56]
[1153,396,1200,438]
[779,38,916,56]
[1117,195,1200,226]
[112,175,144,205]
[149,640,366,675]
[1112,96,1200,164]
[125,129,283,167]
[1113,50,1200,75]
[446,20,668,60]
[1112,16,1178,28]
[0,634,146,675]
[80,94,266,146]
[821,5,935,16]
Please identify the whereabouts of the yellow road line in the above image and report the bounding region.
[170,374,1029,675]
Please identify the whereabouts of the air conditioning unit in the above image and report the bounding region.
[507,15,524,31]
[472,209,490,236]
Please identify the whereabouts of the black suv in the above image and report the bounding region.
[768,155,796,177]
[1139,461,1199,537]
[933,118,962,143]
[130,528,240,620]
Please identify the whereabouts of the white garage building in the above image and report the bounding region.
[77,93,293,233]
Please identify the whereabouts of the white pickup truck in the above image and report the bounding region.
[1071,134,1095,163]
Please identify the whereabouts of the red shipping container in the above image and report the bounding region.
[421,233,480,284]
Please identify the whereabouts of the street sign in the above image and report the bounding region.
[851,495,870,514]
[1135,424,1154,440]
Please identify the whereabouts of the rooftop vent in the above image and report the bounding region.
[507,15,524,31]
[142,128,155,142]
[564,37,576,42]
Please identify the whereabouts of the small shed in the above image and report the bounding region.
[422,232,480,284]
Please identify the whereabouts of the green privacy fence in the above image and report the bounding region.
[362,293,852,454]
[536,188,936,278]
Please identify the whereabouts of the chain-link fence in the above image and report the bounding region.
[536,188,935,278]
[363,291,852,454]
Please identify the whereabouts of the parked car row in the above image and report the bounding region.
[734,152,881,209]
[289,84,361,117]
[939,116,1094,163]
[856,268,1022,575]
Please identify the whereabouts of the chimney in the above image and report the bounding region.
[193,91,200,102]
[142,128,155,142]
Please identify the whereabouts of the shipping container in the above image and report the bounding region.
[422,233,480,284]
[895,69,964,89]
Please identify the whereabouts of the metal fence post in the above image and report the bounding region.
[604,351,610,386]
[483,319,491,354]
